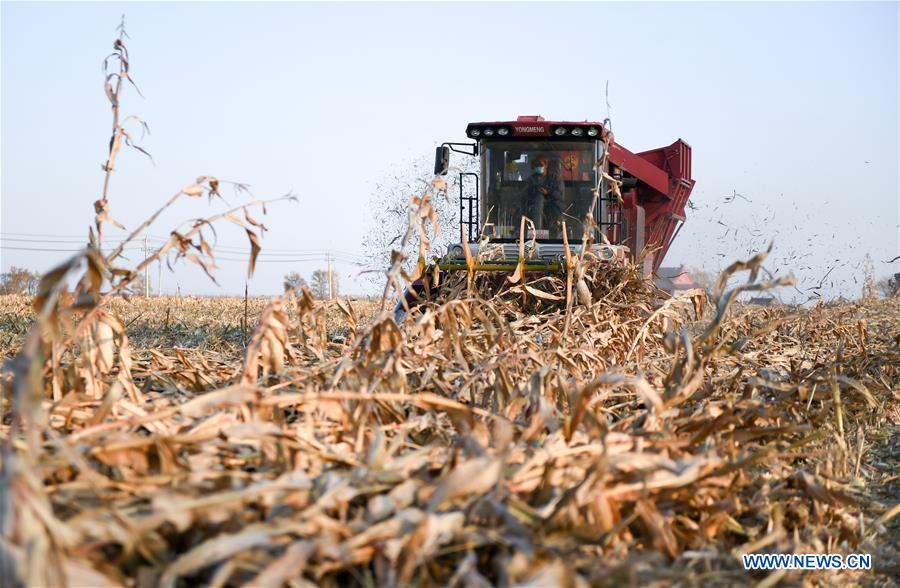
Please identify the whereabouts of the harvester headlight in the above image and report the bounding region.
[587,127,599,137]
[469,128,481,138]
[448,244,464,259]
[600,247,614,260]
[497,127,509,136]
[554,127,567,136]
[571,127,584,137]
[483,128,494,137]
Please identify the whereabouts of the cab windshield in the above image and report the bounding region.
[481,140,598,241]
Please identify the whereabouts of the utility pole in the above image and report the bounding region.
[143,235,150,297]
[157,256,162,297]
[326,251,333,300]
[243,282,249,344]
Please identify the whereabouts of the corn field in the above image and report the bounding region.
[1,20,899,588]
[2,255,899,586]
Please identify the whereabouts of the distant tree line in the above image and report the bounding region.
[1,265,347,299]
[0,266,40,295]
[284,270,339,299]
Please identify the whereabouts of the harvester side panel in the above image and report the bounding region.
[609,139,694,274]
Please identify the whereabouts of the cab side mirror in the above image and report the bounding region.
[434,145,450,176]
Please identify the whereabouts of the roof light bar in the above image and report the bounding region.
[468,122,604,139]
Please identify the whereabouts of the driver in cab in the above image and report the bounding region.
[525,157,549,227]
[525,157,565,235]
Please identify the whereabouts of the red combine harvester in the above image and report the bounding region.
[396,115,694,319]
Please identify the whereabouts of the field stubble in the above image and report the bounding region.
[1,261,898,587]
[1,295,382,357]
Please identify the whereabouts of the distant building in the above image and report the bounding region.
[748,296,776,306]
[654,265,700,294]
[889,273,900,296]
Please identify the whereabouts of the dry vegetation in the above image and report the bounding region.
[2,20,899,588]
[0,295,381,357]
[1,264,898,587]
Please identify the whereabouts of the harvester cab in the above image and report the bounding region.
[397,115,695,319]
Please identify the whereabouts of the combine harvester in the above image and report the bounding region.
[396,115,695,319]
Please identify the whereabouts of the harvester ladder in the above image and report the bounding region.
[459,172,479,242]
[598,193,624,244]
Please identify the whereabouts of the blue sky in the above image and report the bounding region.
[2,1,898,298]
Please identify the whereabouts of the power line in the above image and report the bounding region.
[1,231,169,239]
[192,244,366,257]
[207,249,349,257]
[2,235,367,259]
[1,236,132,244]
[1,245,144,253]
[211,256,367,265]
[1,232,370,265]
[1,245,366,264]
[0,231,95,239]
[0,231,366,257]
